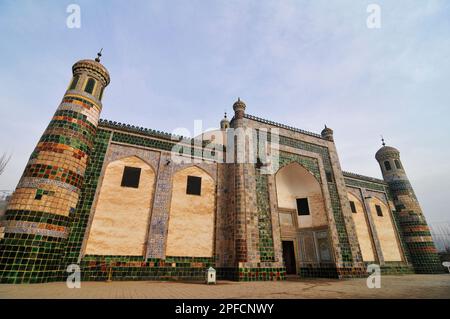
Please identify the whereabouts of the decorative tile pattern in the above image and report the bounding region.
[62,129,111,266]
[255,171,275,262]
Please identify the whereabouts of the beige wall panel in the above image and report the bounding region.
[166,166,215,257]
[275,162,327,228]
[369,197,402,261]
[85,156,155,256]
[348,192,375,261]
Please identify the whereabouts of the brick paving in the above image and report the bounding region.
[0,275,449,299]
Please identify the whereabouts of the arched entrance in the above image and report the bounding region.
[275,162,333,275]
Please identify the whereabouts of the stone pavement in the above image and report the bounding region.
[0,275,449,299]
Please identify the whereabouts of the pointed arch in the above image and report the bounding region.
[278,160,321,184]
[110,154,157,175]
[85,155,156,256]
[172,164,215,181]
[275,162,327,228]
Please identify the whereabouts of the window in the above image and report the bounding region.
[326,171,333,183]
[296,198,310,216]
[120,166,141,188]
[394,159,402,169]
[384,161,392,171]
[99,86,104,100]
[186,175,202,195]
[350,201,357,213]
[84,78,96,94]
[375,204,383,217]
[69,75,79,90]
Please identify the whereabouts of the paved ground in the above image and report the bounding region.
[0,274,449,299]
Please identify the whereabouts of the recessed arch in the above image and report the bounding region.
[165,165,215,257]
[348,192,376,261]
[85,155,156,256]
[369,197,402,261]
[109,154,157,175]
[275,161,327,228]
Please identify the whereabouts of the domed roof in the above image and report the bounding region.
[233,97,246,110]
[220,112,230,129]
[321,125,333,135]
[72,51,110,85]
[375,145,400,161]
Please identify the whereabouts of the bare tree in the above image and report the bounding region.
[0,153,11,176]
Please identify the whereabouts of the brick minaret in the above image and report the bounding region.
[375,140,442,273]
[0,52,110,283]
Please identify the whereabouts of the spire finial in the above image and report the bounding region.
[95,48,103,62]
[224,112,227,118]
[381,135,386,146]
[324,124,327,129]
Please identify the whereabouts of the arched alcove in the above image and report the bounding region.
[348,192,376,261]
[85,156,155,256]
[369,196,402,261]
[275,162,327,228]
[165,166,215,257]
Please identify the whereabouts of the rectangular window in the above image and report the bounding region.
[350,201,357,213]
[326,171,333,183]
[69,75,79,90]
[296,198,310,216]
[384,161,392,171]
[84,78,96,94]
[121,166,141,188]
[375,204,383,217]
[186,175,202,195]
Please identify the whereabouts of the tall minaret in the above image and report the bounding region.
[375,139,442,273]
[0,52,110,283]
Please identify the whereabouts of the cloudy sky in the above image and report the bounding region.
[0,0,449,222]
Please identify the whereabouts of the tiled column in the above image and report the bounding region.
[326,141,364,273]
[146,152,173,259]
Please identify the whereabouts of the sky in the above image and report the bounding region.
[0,0,449,222]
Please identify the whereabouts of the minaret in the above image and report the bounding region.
[0,52,110,283]
[375,138,442,273]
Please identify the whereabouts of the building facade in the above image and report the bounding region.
[0,56,443,284]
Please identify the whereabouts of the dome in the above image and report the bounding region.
[321,125,334,141]
[72,59,110,86]
[220,112,230,129]
[375,145,400,161]
[232,97,246,111]
[321,125,333,135]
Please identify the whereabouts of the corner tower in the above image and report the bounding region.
[0,52,110,283]
[375,140,442,273]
